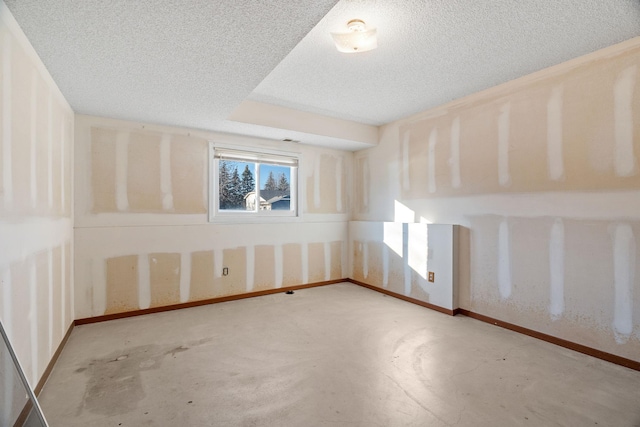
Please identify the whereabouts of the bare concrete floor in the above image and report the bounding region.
[39,283,640,426]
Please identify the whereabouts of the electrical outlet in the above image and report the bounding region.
[428,271,435,282]
[222,267,229,276]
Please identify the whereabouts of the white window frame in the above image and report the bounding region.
[209,142,300,222]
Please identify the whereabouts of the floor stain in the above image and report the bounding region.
[165,345,189,357]
[76,337,215,417]
[78,344,163,417]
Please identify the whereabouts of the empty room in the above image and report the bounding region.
[1,1,640,426]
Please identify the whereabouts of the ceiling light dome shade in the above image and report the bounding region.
[331,19,377,53]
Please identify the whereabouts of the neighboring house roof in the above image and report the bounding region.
[259,190,289,201]
[244,190,290,205]
[243,191,263,201]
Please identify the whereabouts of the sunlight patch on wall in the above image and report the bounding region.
[408,223,428,280]
[383,222,403,258]
[394,200,414,223]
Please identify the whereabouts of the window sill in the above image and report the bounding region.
[208,213,302,224]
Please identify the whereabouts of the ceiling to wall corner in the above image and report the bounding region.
[5,0,640,151]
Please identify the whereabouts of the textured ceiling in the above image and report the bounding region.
[251,0,640,126]
[3,0,339,132]
[5,0,640,149]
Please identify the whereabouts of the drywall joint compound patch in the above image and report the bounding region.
[115,131,130,211]
[613,224,635,343]
[498,218,512,300]
[547,85,565,181]
[614,65,637,177]
[402,129,410,191]
[336,156,343,212]
[450,117,461,189]
[30,69,38,208]
[549,218,564,320]
[498,103,511,187]
[160,134,174,211]
[2,33,13,208]
[428,128,438,193]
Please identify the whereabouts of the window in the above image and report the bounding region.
[210,145,299,220]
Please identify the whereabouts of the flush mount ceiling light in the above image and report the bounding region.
[331,19,377,53]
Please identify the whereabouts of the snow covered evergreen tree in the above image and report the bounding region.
[227,166,243,208]
[218,161,231,209]
[240,165,255,200]
[264,171,277,191]
[276,173,289,192]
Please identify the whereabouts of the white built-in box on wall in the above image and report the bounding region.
[349,221,458,312]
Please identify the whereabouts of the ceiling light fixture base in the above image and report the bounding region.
[331,19,377,53]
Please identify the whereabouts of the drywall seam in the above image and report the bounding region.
[274,244,283,288]
[549,218,564,320]
[115,131,129,211]
[336,156,343,212]
[214,249,223,278]
[160,134,173,210]
[342,240,348,279]
[246,245,255,292]
[91,258,106,316]
[1,269,11,338]
[69,240,74,327]
[314,155,321,208]
[450,117,461,189]
[61,244,66,337]
[613,224,635,343]
[179,252,190,303]
[75,119,91,217]
[428,128,437,193]
[382,244,389,288]
[0,218,72,266]
[403,224,411,296]
[547,85,565,181]
[138,254,151,309]
[362,158,369,209]
[30,70,37,208]
[201,145,208,211]
[388,191,640,223]
[362,242,369,278]
[614,65,637,177]
[302,243,309,284]
[324,242,331,281]
[47,92,53,208]
[47,249,53,354]
[60,121,65,211]
[498,103,511,187]
[402,130,410,191]
[498,218,512,299]
[29,256,38,382]
[2,33,13,208]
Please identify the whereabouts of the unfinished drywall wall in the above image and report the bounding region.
[74,115,351,319]
[305,153,348,214]
[353,37,640,362]
[349,222,457,311]
[89,127,208,214]
[0,0,74,403]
